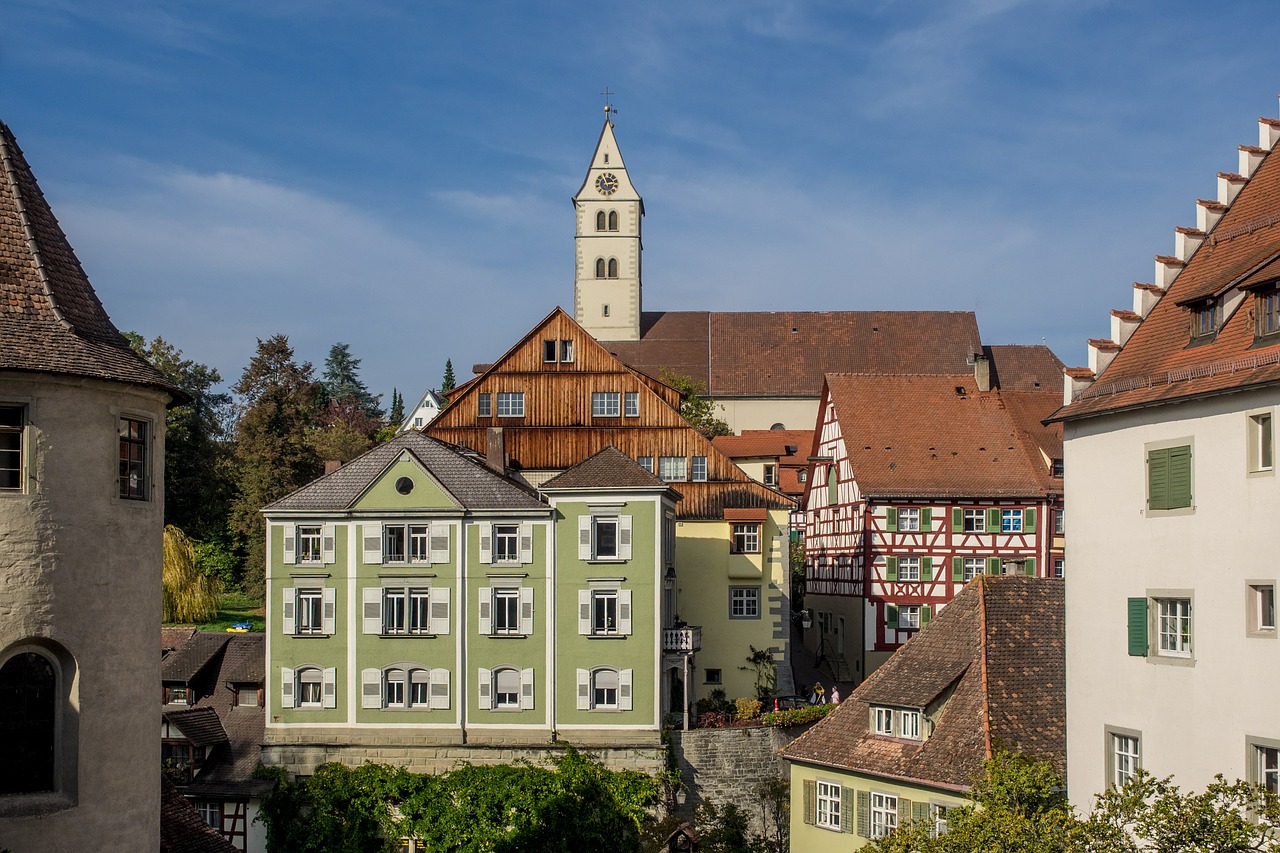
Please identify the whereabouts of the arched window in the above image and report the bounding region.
[607,210,619,231]
[493,667,520,709]
[595,258,606,278]
[297,667,324,708]
[0,650,57,794]
[607,258,619,278]
[596,211,606,231]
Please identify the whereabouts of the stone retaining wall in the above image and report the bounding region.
[670,727,798,834]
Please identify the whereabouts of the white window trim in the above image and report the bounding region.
[815,780,841,830]
[870,791,898,839]
[729,586,761,619]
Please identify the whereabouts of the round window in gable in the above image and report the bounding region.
[395,476,414,495]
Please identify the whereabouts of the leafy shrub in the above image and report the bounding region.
[696,687,733,716]
[761,704,835,727]
[734,697,763,722]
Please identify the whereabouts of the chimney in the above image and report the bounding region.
[1063,367,1095,405]
[1240,144,1268,178]
[1132,283,1165,318]
[1155,255,1185,289]
[1110,309,1142,346]
[324,460,342,475]
[973,352,991,392]
[1174,226,1205,262]
[486,427,506,472]
[1087,338,1121,377]
[1217,172,1247,205]
[1197,199,1228,232]
[1260,116,1280,150]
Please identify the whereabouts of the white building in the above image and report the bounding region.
[399,388,445,432]
[1054,100,1280,805]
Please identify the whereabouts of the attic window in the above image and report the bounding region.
[1258,289,1280,340]
[955,386,967,396]
[395,477,414,495]
[1190,300,1220,342]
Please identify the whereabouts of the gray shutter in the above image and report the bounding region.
[321,523,336,564]
[576,669,590,710]
[619,516,632,560]
[912,801,930,822]
[520,587,534,635]
[322,587,336,635]
[842,785,856,833]
[322,667,337,709]
[578,589,591,635]
[429,527,450,563]
[856,790,869,837]
[578,516,592,560]
[478,668,492,709]
[283,527,296,564]
[619,669,633,711]
[1128,597,1149,656]
[282,588,295,635]
[479,523,492,564]
[802,779,815,825]
[363,586,382,635]
[430,586,450,635]
[618,588,632,635]
[280,667,295,709]
[363,525,383,564]
[429,669,450,710]
[519,522,533,564]
[899,797,912,823]
[362,668,382,709]
[520,668,535,710]
[478,587,492,635]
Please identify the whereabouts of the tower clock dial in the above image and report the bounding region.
[596,172,620,196]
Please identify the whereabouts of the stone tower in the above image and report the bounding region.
[573,110,644,342]
[0,119,178,847]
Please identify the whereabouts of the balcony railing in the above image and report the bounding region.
[663,626,701,653]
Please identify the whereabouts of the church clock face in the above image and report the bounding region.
[596,172,620,196]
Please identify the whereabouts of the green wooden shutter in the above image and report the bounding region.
[828,467,838,505]
[857,791,870,838]
[988,556,1001,575]
[802,779,815,824]
[1147,448,1168,510]
[912,801,930,822]
[1024,557,1037,576]
[952,507,963,532]
[921,557,933,582]
[1128,597,1149,656]
[1168,445,1192,508]
[1024,508,1037,533]
[921,507,932,529]
[886,507,898,532]
[921,605,932,626]
[886,605,899,629]
[952,556,964,582]
[842,786,855,833]
[988,508,1002,530]
[885,556,897,581]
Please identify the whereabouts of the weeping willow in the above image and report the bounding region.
[163,525,221,623]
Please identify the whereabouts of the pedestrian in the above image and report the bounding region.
[813,682,826,704]
[830,686,841,704]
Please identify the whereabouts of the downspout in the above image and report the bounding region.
[459,517,468,745]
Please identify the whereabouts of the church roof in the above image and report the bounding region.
[601,310,983,398]
[0,120,178,396]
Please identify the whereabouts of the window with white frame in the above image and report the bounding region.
[1054,509,1065,535]
[691,456,708,482]
[477,392,491,417]
[731,523,760,554]
[638,456,654,474]
[297,668,323,707]
[579,587,631,636]
[382,587,430,635]
[296,589,325,635]
[493,667,521,709]
[592,392,621,417]
[1251,583,1277,635]
[815,780,841,830]
[593,589,621,634]
[900,709,921,739]
[409,525,430,562]
[899,604,921,629]
[898,507,921,531]
[873,706,894,735]
[730,586,760,619]
[1001,509,1023,532]
[1249,411,1274,473]
[384,669,405,707]
[594,516,619,559]
[561,340,574,362]
[963,557,985,582]
[897,556,921,581]
[1156,597,1192,657]
[496,392,524,417]
[763,464,777,486]
[194,800,221,830]
[963,508,986,533]
[1053,558,1065,579]
[296,525,322,563]
[0,404,25,491]
[870,792,898,839]
[492,587,521,635]
[1112,732,1141,788]
[930,803,950,838]
[624,391,639,417]
[592,668,619,709]
[658,456,687,482]
[1255,744,1280,795]
[408,670,430,707]
[493,524,519,563]
[383,525,407,563]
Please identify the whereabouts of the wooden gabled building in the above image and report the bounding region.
[427,307,797,701]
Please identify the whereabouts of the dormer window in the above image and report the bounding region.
[870,705,924,740]
[1190,300,1220,342]
[1257,289,1280,340]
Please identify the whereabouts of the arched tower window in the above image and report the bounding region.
[596,211,607,231]
[607,258,619,278]
[608,210,619,231]
[595,258,606,279]
[0,650,57,794]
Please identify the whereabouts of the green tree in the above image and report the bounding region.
[230,335,322,595]
[310,397,380,463]
[741,645,778,702]
[125,333,234,541]
[162,525,221,623]
[320,342,382,418]
[387,388,405,427]
[441,358,456,393]
[659,368,731,437]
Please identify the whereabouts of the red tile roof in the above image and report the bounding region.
[711,430,815,459]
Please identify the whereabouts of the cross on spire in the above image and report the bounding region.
[601,87,618,118]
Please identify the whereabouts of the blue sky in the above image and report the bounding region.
[5,0,1280,408]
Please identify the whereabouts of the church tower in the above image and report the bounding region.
[573,108,643,341]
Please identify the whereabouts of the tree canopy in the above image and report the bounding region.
[320,342,382,418]
[660,368,731,437]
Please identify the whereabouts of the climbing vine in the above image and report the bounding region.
[256,747,661,853]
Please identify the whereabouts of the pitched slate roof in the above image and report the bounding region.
[601,311,983,398]
[264,431,547,512]
[541,445,673,491]
[161,778,239,853]
[823,374,1061,498]
[780,576,1065,788]
[161,632,229,682]
[1056,120,1280,421]
[0,120,178,397]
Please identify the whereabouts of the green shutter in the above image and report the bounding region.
[988,508,1002,530]
[988,556,1001,575]
[921,605,932,626]
[1024,508,1037,533]
[952,507,963,532]
[885,556,897,581]
[921,557,933,582]
[952,556,964,582]
[1148,448,1169,510]
[828,467,838,505]
[886,605,899,629]
[802,779,815,824]
[1168,445,1192,509]
[842,786,856,833]
[1128,597,1149,656]
[1024,557,1036,576]
[912,801,930,822]
[857,791,870,838]
[921,507,932,529]
[886,507,898,532]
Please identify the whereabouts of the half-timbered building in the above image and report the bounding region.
[801,347,1064,679]
[426,307,797,701]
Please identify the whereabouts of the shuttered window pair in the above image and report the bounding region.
[480,586,534,636]
[1147,445,1192,510]
[578,515,632,561]
[885,556,930,582]
[282,587,336,636]
[479,522,535,565]
[578,588,632,636]
[800,780,853,833]
[1127,596,1192,658]
[478,667,534,710]
[361,524,449,565]
[885,507,929,532]
[280,666,336,709]
[361,667,449,710]
[363,585,449,636]
[885,603,930,630]
[284,524,336,565]
[576,667,633,710]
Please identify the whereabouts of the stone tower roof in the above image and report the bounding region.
[0,120,176,395]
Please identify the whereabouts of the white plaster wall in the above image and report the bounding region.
[0,372,168,850]
[1064,386,1280,807]
[713,397,820,434]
